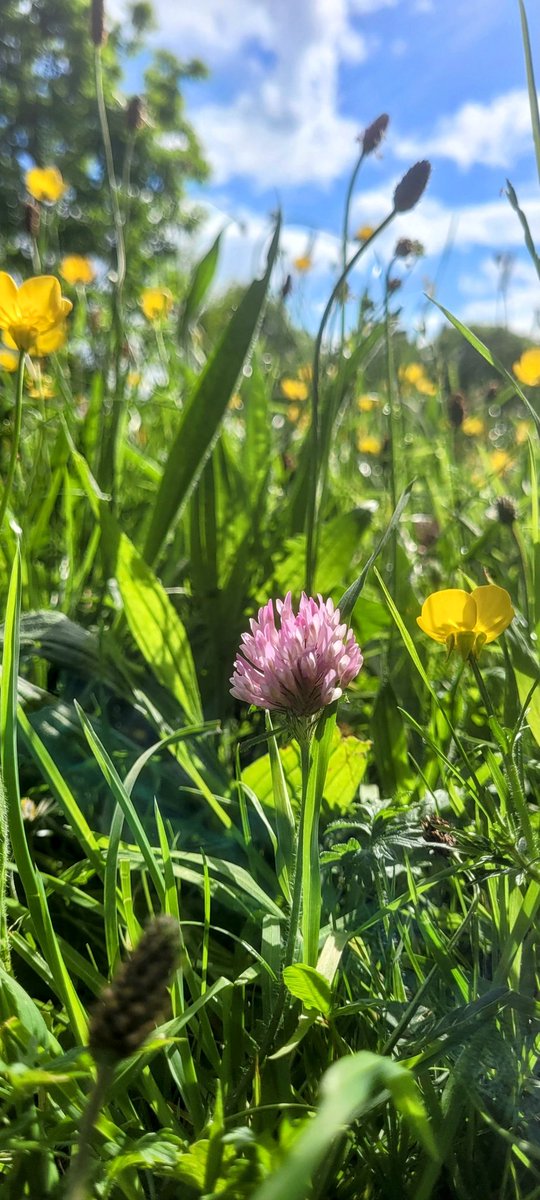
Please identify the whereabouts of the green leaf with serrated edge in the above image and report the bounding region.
[283,964,333,1014]
[144,217,281,565]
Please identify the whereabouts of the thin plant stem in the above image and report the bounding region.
[228,733,313,1111]
[94,47,126,292]
[0,351,25,531]
[340,149,365,344]
[306,210,395,593]
[65,1061,114,1200]
[94,45,128,503]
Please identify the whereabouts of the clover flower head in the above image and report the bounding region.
[417,584,514,661]
[230,592,363,717]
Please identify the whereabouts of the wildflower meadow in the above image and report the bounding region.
[0,0,539,1197]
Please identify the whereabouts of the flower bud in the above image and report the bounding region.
[362,114,390,155]
[90,0,107,46]
[495,495,518,526]
[448,392,465,429]
[89,916,179,1063]
[395,237,424,259]
[126,95,145,131]
[393,161,431,213]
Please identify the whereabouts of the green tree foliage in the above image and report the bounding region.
[0,0,209,286]
[436,322,530,390]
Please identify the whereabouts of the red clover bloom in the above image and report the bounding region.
[230,592,363,717]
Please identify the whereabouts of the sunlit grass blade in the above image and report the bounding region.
[518,0,540,186]
[143,217,281,566]
[430,298,540,431]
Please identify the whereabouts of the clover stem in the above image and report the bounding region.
[0,351,25,532]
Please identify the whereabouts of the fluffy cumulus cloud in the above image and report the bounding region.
[189,0,371,188]
[351,184,540,257]
[396,89,534,170]
[123,0,398,189]
[185,187,540,338]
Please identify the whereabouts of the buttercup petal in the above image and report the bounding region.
[18,276,63,328]
[471,585,514,643]
[33,325,67,355]
[417,589,477,642]
[0,273,19,327]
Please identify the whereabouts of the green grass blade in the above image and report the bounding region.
[430,298,540,431]
[338,481,414,621]
[178,230,223,342]
[518,0,540,186]
[143,217,281,565]
[75,701,166,905]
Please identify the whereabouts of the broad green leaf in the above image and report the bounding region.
[113,525,203,724]
[242,728,369,815]
[283,964,333,1014]
[144,217,281,565]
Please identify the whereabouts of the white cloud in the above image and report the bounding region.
[351,183,540,257]
[396,89,534,170]
[184,195,540,338]
[459,256,540,336]
[187,0,372,188]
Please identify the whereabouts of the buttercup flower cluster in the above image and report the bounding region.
[230,592,363,716]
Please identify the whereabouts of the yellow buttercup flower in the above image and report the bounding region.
[357,393,378,413]
[26,374,56,400]
[516,420,532,445]
[399,362,436,397]
[0,350,18,373]
[417,584,514,661]
[0,274,72,354]
[25,166,66,204]
[288,404,301,423]
[281,377,309,401]
[293,255,312,272]
[355,225,375,242]
[462,416,485,437]
[60,255,95,286]
[490,449,511,475]
[357,434,382,455]
[513,347,540,387]
[140,287,174,322]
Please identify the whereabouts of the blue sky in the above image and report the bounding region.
[121,0,540,339]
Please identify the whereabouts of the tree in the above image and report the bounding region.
[0,0,209,288]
